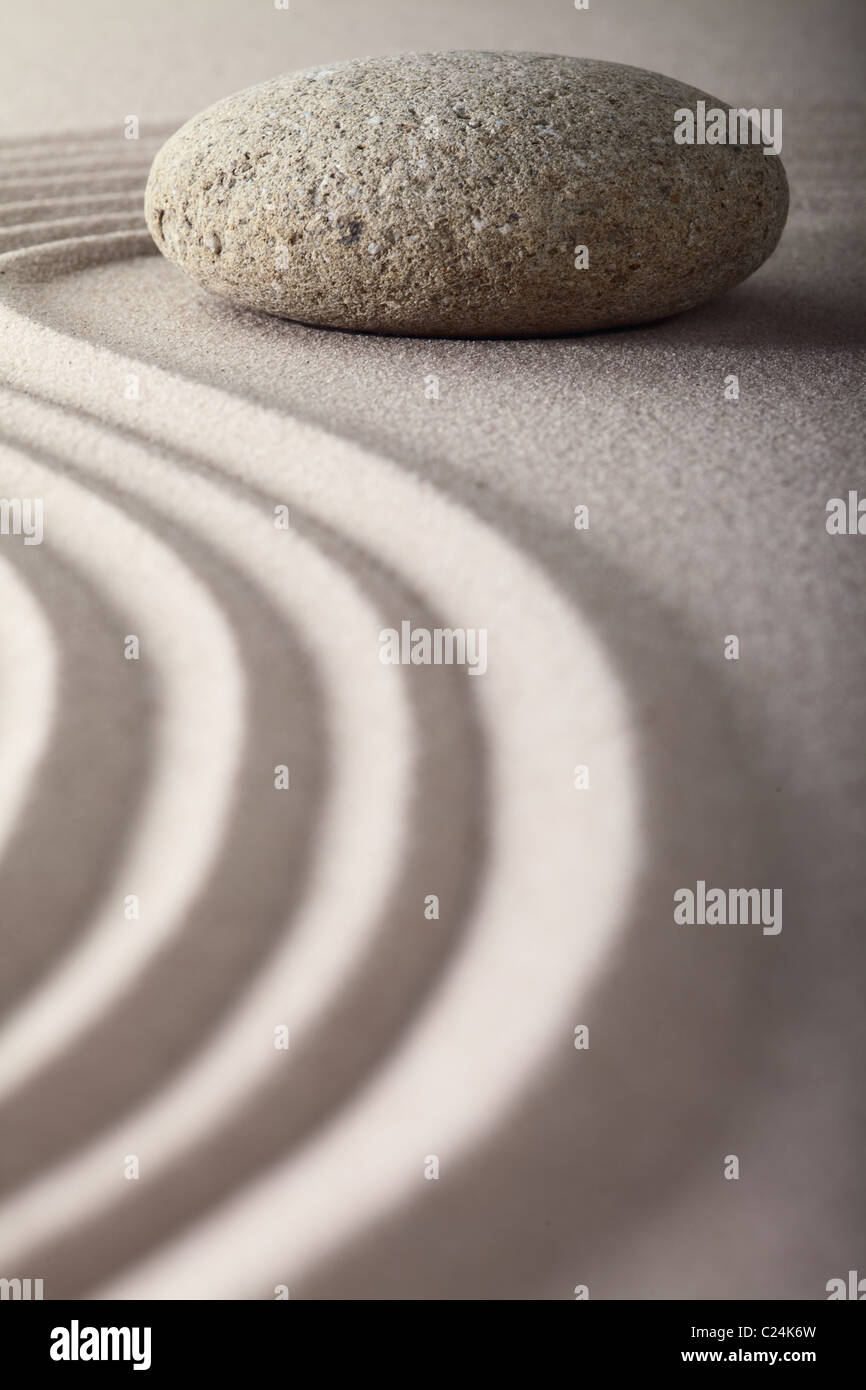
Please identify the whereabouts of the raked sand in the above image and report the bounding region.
[0,0,864,1299]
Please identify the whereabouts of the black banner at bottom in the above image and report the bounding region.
[0,1299,860,1377]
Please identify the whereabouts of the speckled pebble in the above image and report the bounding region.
[145,52,789,337]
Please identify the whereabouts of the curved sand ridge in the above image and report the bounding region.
[0,128,644,1297]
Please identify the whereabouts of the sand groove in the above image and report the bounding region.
[0,127,639,1298]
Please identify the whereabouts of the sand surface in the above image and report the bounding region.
[0,0,864,1299]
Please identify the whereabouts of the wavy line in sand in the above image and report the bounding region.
[0,139,639,1296]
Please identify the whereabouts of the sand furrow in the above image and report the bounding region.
[0,126,178,153]
[0,168,638,1295]
[0,193,143,228]
[0,172,148,203]
[0,149,161,173]
[0,442,246,1105]
[0,214,146,254]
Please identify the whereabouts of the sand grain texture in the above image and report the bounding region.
[0,0,864,1302]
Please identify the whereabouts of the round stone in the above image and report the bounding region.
[144,51,789,337]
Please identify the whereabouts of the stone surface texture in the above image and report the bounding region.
[145,51,789,336]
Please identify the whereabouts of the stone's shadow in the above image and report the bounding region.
[635,257,866,352]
